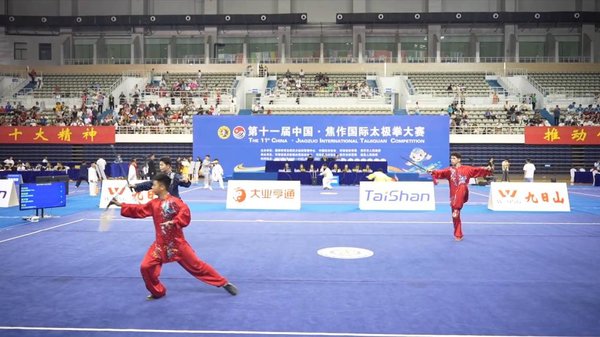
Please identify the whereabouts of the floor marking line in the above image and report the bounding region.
[569,191,600,198]
[0,326,575,337]
[83,218,600,225]
[0,219,85,244]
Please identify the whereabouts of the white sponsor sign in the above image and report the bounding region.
[488,182,570,212]
[359,181,436,211]
[0,180,19,207]
[98,179,155,208]
[226,180,301,210]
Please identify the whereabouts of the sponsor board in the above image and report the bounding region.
[359,181,435,211]
[488,182,570,212]
[226,180,301,210]
[0,180,19,207]
[98,179,155,208]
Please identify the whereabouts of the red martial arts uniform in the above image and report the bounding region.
[431,165,491,239]
[121,195,228,298]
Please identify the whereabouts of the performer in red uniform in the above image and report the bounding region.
[428,152,492,241]
[110,173,237,300]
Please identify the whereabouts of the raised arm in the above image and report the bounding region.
[133,181,152,192]
[120,201,153,219]
[430,167,451,180]
[467,166,493,179]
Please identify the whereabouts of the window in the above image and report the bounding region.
[39,43,52,60]
[14,42,27,60]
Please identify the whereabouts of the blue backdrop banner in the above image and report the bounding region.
[193,115,449,175]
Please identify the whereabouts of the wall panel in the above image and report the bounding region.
[441,0,501,12]
[517,0,576,12]
[149,0,203,15]
[76,0,131,16]
[7,0,60,16]
[218,0,278,14]
[364,0,426,13]
[291,0,352,23]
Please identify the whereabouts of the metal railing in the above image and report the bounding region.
[116,125,192,134]
[288,57,320,63]
[450,125,526,134]
[59,55,596,65]
[264,88,381,98]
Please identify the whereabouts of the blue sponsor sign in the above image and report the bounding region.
[193,115,449,176]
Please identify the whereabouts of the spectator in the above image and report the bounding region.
[523,159,536,183]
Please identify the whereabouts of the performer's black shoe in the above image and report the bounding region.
[107,197,119,209]
[223,283,238,296]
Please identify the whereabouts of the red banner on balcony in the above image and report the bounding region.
[525,126,600,145]
[0,126,115,144]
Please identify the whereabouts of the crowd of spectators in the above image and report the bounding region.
[0,101,100,127]
[271,70,375,98]
[2,156,69,172]
[553,102,600,126]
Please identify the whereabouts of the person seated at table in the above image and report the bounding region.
[308,164,316,172]
[296,164,306,172]
[54,162,66,171]
[366,169,395,182]
[280,162,292,172]
[332,163,340,172]
[362,164,373,173]
[352,164,361,172]
[342,164,351,173]
[306,154,314,163]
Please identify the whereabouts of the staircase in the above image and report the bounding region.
[486,79,506,95]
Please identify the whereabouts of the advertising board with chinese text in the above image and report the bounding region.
[226,180,301,210]
[193,115,449,176]
[0,126,115,144]
[98,180,155,208]
[487,182,570,212]
[525,126,600,145]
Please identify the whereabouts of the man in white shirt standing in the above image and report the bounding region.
[523,159,536,183]
[210,159,225,190]
[201,155,212,189]
[128,158,138,182]
[88,163,100,196]
[96,157,107,180]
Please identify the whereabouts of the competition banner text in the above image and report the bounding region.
[193,115,449,175]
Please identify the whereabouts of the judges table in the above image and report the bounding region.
[266,160,387,173]
[277,171,372,185]
[574,172,593,184]
[108,163,129,178]
[0,170,78,183]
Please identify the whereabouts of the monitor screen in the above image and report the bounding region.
[19,182,67,210]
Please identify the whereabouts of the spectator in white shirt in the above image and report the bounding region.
[523,159,536,182]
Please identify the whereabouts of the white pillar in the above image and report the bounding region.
[397,42,402,63]
[476,41,480,63]
[320,42,324,63]
[167,44,172,64]
[555,40,559,63]
[243,43,247,64]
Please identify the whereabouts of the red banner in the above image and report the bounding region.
[0,126,115,144]
[525,126,600,145]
